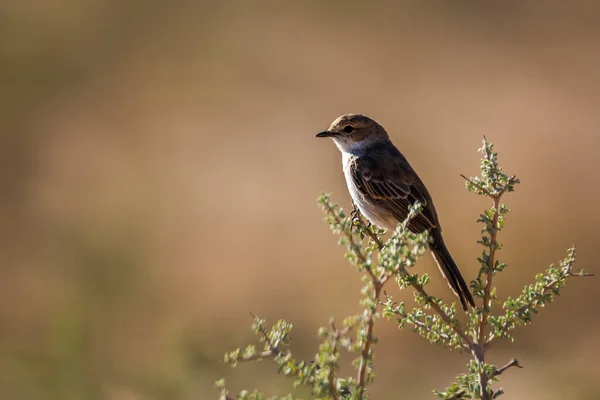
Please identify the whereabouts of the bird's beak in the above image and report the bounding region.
[316,131,336,138]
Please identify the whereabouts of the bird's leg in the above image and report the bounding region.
[351,201,371,227]
[351,201,385,250]
[350,201,362,231]
[351,201,373,238]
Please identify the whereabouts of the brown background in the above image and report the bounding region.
[1,1,599,399]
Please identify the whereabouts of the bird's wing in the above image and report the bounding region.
[350,155,437,233]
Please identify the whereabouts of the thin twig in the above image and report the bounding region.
[434,359,522,400]
[330,203,386,394]
[357,280,384,392]
[486,248,589,348]
[409,281,476,353]
[445,390,468,400]
[380,299,454,343]
[478,195,500,343]
[323,201,379,283]
[328,321,343,400]
[234,349,277,362]
[476,178,504,400]
[494,358,522,376]
[480,195,501,326]
[460,174,492,196]
[249,311,280,356]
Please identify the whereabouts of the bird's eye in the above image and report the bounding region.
[343,125,354,133]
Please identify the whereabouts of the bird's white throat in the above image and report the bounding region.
[333,136,377,155]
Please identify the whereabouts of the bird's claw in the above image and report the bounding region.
[351,202,368,232]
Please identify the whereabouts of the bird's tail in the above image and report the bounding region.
[430,237,475,311]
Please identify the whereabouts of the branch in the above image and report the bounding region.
[435,359,521,400]
[476,195,502,400]
[357,281,384,392]
[352,206,476,354]
[494,358,522,376]
[479,195,501,346]
[445,390,468,400]
[460,174,492,197]
[323,201,379,283]
[231,349,276,363]
[469,145,514,400]
[410,280,477,353]
[335,203,387,394]
[486,247,591,348]
[327,320,353,400]
[250,311,280,356]
[380,296,454,344]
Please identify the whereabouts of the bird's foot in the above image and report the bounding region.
[351,202,384,249]
[351,202,373,236]
[350,202,362,229]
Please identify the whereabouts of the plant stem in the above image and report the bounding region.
[329,321,341,400]
[323,201,379,283]
[477,195,501,400]
[409,280,476,353]
[327,200,387,395]
[479,196,501,345]
[485,247,588,348]
[357,280,384,392]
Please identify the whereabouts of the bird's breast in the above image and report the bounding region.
[342,155,397,230]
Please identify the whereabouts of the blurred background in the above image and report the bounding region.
[1,1,599,399]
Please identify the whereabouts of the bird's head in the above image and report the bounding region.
[316,114,389,153]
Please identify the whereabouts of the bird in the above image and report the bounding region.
[316,114,475,311]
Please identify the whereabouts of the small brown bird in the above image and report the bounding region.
[316,114,475,310]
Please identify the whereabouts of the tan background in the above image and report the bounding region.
[1,1,599,399]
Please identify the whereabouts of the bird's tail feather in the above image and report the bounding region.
[430,239,475,311]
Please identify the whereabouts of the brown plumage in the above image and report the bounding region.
[317,114,475,311]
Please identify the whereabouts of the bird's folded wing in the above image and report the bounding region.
[350,156,436,233]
